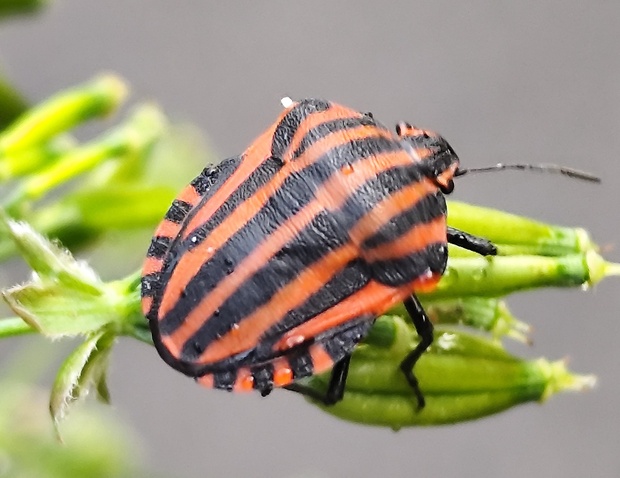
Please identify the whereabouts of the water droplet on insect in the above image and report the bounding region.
[190,236,198,243]
[206,246,214,254]
[192,341,204,354]
[180,288,187,298]
[342,164,354,175]
[213,308,220,316]
[470,267,487,281]
[285,335,305,348]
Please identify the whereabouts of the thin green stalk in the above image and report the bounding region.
[0,317,34,338]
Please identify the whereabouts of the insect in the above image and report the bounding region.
[141,98,598,408]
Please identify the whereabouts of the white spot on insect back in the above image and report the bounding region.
[280,96,294,108]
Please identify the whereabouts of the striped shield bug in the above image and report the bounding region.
[141,98,598,408]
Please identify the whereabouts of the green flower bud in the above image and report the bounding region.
[305,316,595,428]
[0,74,127,156]
[9,104,165,207]
[425,252,619,300]
[447,201,596,256]
[389,297,531,343]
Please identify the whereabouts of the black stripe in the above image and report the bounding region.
[290,116,376,160]
[141,272,161,299]
[165,199,192,224]
[154,155,289,334]
[176,155,243,237]
[318,317,375,362]
[147,156,242,320]
[288,350,314,380]
[173,155,244,241]
[190,165,218,196]
[271,99,330,158]
[369,242,447,287]
[251,363,274,394]
[177,210,351,358]
[160,135,401,335]
[254,259,370,360]
[182,155,285,252]
[400,132,445,150]
[361,192,446,249]
[213,370,237,391]
[179,160,430,356]
[147,236,172,258]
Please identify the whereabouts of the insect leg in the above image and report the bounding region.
[401,295,434,410]
[285,356,352,405]
[447,226,497,256]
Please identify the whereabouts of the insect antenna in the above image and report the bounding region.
[454,163,601,183]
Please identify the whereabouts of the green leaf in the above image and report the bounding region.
[0,212,102,293]
[49,330,116,435]
[3,282,110,337]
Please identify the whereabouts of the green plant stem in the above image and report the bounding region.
[0,317,34,338]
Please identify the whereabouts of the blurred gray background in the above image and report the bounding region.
[1,1,619,477]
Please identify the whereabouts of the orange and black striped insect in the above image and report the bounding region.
[141,98,598,407]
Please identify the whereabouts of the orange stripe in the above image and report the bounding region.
[350,179,437,248]
[176,184,201,207]
[308,344,335,376]
[177,100,302,240]
[233,368,255,392]
[436,162,459,188]
[142,256,164,276]
[275,275,442,355]
[171,177,438,365]
[153,219,182,240]
[365,215,446,262]
[141,297,153,317]
[196,374,214,388]
[275,280,407,352]
[409,147,433,162]
[282,103,364,162]
[409,272,442,294]
[158,125,395,319]
[196,243,359,364]
[181,127,275,239]
[272,357,294,387]
[162,149,414,355]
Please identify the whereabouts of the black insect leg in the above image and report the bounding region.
[322,355,351,404]
[447,226,497,256]
[284,356,351,405]
[401,295,434,410]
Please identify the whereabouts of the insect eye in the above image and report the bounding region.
[439,180,455,195]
